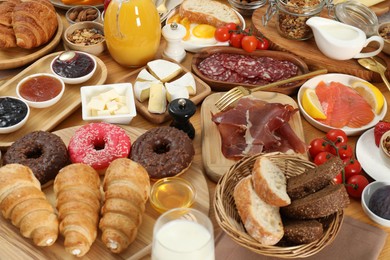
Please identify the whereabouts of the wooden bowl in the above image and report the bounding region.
[214,152,344,258]
[191,46,309,95]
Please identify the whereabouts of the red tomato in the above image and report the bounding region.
[346,175,369,198]
[241,35,257,52]
[229,32,244,48]
[225,22,238,31]
[314,151,334,165]
[333,173,343,184]
[104,0,111,11]
[256,37,269,50]
[214,26,231,42]
[330,143,353,159]
[343,158,362,179]
[309,138,330,159]
[326,129,348,144]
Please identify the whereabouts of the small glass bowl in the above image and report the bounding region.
[228,0,267,17]
[150,177,196,213]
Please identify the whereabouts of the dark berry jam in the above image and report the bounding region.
[52,51,95,78]
[0,97,28,128]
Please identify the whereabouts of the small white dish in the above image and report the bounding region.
[0,96,30,134]
[16,73,65,109]
[50,51,97,84]
[356,128,390,181]
[361,181,390,227]
[297,73,387,136]
[81,83,137,124]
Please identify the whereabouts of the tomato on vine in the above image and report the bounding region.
[343,158,362,179]
[229,32,244,48]
[225,22,238,31]
[314,151,334,165]
[309,138,330,159]
[326,129,348,144]
[256,37,269,50]
[214,27,231,42]
[329,143,353,159]
[346,175,369,198]
[241,35,257,53]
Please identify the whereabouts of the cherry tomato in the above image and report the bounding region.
[309,138,330,159]
[346,175,369,198]
[214,26,231,42]
[314,151,334,166]
[104,0,111,11]
[326,129,348,144]
[256,37,269,50]
[241,35,258,52]
[225,22,238,31]
[329,143,353,159]
[343,158,362,179]
[229,32,244,48]
[333,173,343,184]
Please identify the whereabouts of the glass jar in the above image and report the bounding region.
[269,0,327,40]
[228,0,268,17]
[104,0,161,67]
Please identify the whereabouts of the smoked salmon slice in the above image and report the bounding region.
[315,81,374,128]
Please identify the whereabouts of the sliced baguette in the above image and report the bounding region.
[233,176,284,245]
[252,157,291,207]
[179,0,242,28]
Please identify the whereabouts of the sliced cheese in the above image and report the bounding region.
[136,68,159,82]
[165,82,190,102]
[147,59,183,82]
[169,72,197,95]
[87,96,106,111]
[99,89,119,103]
[134,81,153,102]
[148,83,167,114]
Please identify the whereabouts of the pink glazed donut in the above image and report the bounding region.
[68,122,131,171]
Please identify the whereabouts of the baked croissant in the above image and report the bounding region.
[0,163,58,246]
[53,163,101,257]
[99,158,150,253]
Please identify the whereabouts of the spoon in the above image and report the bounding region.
[358,57,390,91]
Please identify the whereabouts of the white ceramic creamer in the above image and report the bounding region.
[306,17,384,60]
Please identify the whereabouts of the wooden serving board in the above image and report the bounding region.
[0,52,108,148]
[0,14,64,70]
[251,6,390,83]
[201,92,306,183]
[115,62,211,124]
[0,125,210,259]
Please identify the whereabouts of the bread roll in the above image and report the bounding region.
[99,158,150,253]
[0,164,58,247]
[53,163,101,257]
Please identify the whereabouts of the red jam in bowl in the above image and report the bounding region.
[52,51,95,78]
[0,97,28,127]
[19,75,62,102]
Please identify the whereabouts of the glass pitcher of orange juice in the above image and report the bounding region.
[104,0,161,67]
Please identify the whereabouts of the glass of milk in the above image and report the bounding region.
[152,207,215,260]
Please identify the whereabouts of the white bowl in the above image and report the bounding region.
[16,73,65,109]
[361,181,390,227]
[297,73,387,136]
[81,83,137,124]
[50,51,97,85]
[0,96,30,134]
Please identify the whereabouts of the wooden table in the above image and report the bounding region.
[2,2,390,259]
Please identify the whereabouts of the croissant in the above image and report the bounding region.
[99,158,150,253]
[53,163,101,257]
[0,164,58,246]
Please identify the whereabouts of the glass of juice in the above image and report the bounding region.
[152,208,215,260]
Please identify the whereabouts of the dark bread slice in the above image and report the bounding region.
[287,156,344,200]
[282,219,323,244]
[281,184,350,219]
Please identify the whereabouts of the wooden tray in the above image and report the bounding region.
[0,51,107,148]
[0,14,64,70]
[191,46,310,95]
[201,92,306,183]
[0,125,210,259]
[251,6,390,83]
[116,63,212,124]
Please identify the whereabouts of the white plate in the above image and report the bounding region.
[297,73,387,136]
[356,128,390,181]
[50,0,103,10]
[165,6,246,53]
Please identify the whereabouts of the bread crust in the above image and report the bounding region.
[283,219,323,244]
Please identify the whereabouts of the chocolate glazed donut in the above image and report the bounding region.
[3,131,69,186]
[130,126,195,179]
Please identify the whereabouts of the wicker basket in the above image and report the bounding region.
[214,152,344,258]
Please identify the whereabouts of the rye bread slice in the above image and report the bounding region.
[287,156,344,200]
[282,219,323,244]
[281,184,350,219]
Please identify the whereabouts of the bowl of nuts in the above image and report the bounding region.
[378,22,390,55]
[63,21,106,56]
[66,5,101,24]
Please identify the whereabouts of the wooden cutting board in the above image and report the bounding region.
[201,92,306,183]
[0,126,210,259]
[251,6,390,83]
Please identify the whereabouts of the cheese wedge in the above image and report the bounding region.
[147,59,183,82]
[148,83,167,114]
[136,68,159,82]
[165,82,190,102]
[134,81,154,102]
[168,72,197,95]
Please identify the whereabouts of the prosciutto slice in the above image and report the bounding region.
[212,97,307,160]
